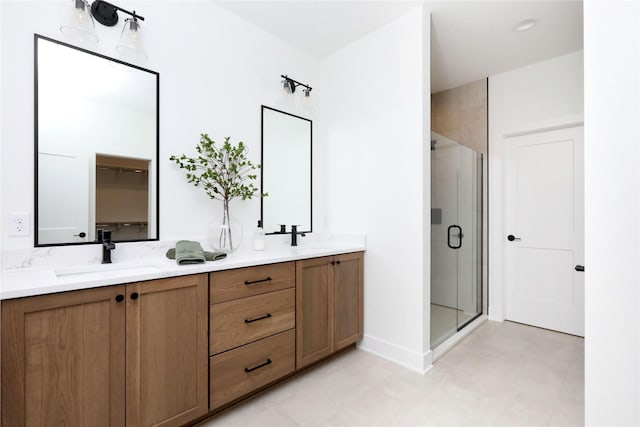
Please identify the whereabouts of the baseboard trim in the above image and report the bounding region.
[358,334,433,374]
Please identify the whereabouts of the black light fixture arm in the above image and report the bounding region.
[281,74,312,94]
[91,0,144,27]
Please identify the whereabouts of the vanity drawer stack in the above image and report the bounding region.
[208,262,296,409]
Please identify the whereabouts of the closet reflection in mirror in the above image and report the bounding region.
[261,106,312,234]
[35,35,159,246]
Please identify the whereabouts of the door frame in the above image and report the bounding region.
[488,114,584,322]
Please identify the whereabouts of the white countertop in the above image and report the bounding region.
[0,241,365,300]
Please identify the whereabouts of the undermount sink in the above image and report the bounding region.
[55,263,161,279]
[291,245,328,251]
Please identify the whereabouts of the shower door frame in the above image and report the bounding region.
[430,131,484,350]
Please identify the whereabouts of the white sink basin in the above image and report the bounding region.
[291,246,329,252]
[55,263,161,279]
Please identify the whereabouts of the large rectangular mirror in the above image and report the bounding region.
[261,106,312,234]
[35,35,159,246]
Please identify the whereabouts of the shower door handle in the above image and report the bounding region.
[447,225,463,249]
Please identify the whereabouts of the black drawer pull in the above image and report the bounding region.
[575,265,585,272]
[244,358,272,373]
[130,292,139,300]
[244,277,272,285]
[115,294,124,303]
[244,313,272,323]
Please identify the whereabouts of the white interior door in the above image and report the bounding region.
[505,126,584,336]
[38,151,90,244]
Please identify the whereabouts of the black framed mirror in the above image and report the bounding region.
[260,105,312,235]
[34,34,159,246]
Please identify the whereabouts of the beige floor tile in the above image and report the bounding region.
[201,321,584,427]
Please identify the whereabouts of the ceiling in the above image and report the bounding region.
[215,0,583,93]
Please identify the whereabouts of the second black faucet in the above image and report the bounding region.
[97,229,116,264]
[291,225,306,247]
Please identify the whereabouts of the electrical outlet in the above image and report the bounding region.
[9,212,30,237]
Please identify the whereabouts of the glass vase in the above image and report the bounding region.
[210,202,242,253]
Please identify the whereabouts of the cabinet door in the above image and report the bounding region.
[296,256,334,368]
[126,274,208,427]
[334,252,364,350]
[1,286,126,427]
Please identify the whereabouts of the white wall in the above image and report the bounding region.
[0,1,320,256]
[584,2,640,424]
[319,5,431,372]
[488,50,584,321]
[1,2,434,373]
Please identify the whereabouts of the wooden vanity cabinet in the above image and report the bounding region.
[1,252,363,425]
[1,274,209,427]
[208,262,296,410]
[296,252,364,369]
[1,285,126,427]
[126,274,209,427]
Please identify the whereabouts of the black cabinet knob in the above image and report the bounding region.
[74,232,87,238]
[336,260,341,265]
[131,292,139,300]
[115,294,124,302]
[575,265,585,272]
[507,234,521,242]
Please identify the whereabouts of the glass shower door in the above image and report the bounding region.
[430,131,482,349]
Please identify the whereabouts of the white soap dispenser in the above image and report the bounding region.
[254,220,265,251]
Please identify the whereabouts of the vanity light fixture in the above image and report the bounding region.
[60,0,99,44]
[60,0,147,61]
[115,16,147,61]
[281,75,312,97]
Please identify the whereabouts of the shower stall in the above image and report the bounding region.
[430,131,483,349]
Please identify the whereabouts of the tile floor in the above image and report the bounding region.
[203,321,584,427]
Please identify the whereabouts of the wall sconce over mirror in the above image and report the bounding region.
[60,0,147,61]
[281,75,312,97]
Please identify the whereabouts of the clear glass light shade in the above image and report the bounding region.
[116,18,148,62]
[60,0,99,44]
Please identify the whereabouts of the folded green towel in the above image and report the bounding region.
[166,244,227,264]
[174,240,205,265]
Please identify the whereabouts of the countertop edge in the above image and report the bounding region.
[1,245,366,300]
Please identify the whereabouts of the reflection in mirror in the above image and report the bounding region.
[35,35,159,246]
[261,106,312,234]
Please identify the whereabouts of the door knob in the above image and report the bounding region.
[575,265,585,272]
[507,234,521,242]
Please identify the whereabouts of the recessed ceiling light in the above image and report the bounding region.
[514,18,537,32]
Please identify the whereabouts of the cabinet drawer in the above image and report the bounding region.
[210,329,295,409]
[210,262,295,304]
[210,288,295,355]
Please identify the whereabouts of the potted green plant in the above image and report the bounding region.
[170,133,263,253]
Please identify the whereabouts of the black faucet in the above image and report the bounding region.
[97,229,116,264]
[291,225,306,247]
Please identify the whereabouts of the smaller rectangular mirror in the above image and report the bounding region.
[261,106,312,234]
